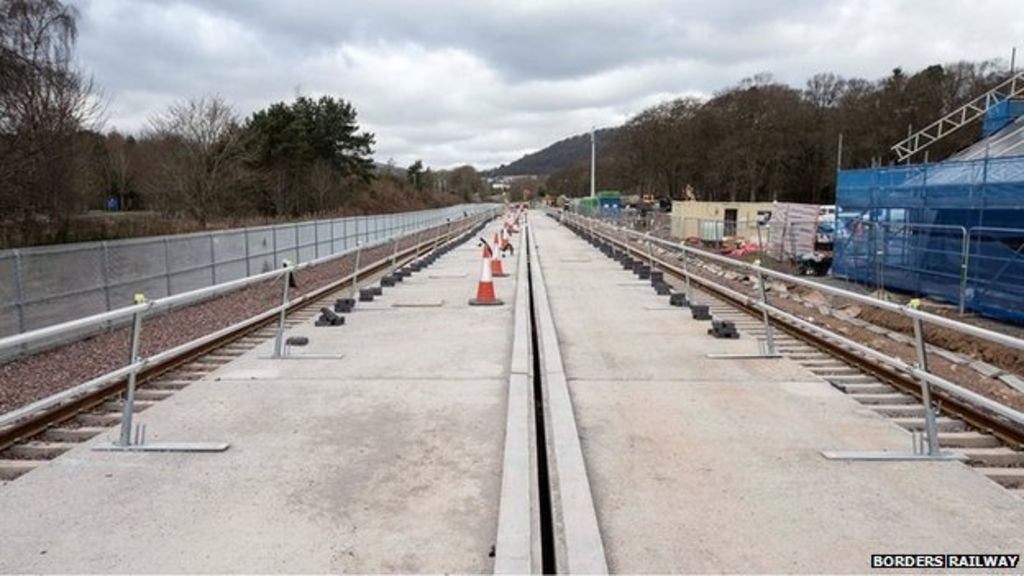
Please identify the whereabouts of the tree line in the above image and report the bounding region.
[547,61,1011,204]
[0,0,486,247]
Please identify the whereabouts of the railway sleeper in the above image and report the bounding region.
[41,427,107,443]
[872,404,928,418]
[0,459,37,481]
[180,363,219,372]
[163,371,205,380]
[133,389,175,401]
[6,441,76,459]
[784,351,832,359]
[75,413,122,427]
[775,346,816,354]
[824,375,881,385]
[223,342,257,350]
[803,358,859,369]
[195,355,239,364]
[938,431,1002,449]
[975,467,1024,489]
[957,447,1024,467]
[851,393,917,405]
[834,382,894,394]
[99,400,155,413]
[892,416,965,433]
[808,367,863,377]
[145,380,192,390]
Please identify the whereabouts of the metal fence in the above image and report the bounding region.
[833,219,1024,319]
[0,205,491,338]
[559,209,1024,455]
[596,212,824,261]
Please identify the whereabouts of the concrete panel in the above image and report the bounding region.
[105,238,167,284]
[18,243,104,300]
[246,228,275,258]
[212,231,246,264]
[530,213,1024,573]
[213,259,247,284]
[0,305,21,337]
[273,225,297,253]
[166,235,212,275]
[0,253,17,303]
[0,218,515,573]
[168,267,212,295]
[22,288,107,331]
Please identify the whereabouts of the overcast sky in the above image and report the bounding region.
[75,0,1024,169]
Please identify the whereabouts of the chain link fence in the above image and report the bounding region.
[0,205,489,338]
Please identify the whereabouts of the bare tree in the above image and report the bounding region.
[0,0,101,241]
[145,95,250,225]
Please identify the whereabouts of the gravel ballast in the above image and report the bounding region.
[0,219,479,416]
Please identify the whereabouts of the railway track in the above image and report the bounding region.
[0,216,490,481]
[559,214,1024,497]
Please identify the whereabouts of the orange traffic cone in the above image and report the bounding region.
[469,244,504,306]
[491,236,509,277]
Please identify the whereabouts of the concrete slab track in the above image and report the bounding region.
[529,213,1024,573]
[0,211,1022,574]
[0,220,522,574]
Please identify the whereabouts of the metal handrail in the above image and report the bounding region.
[560,210,1024,430]
[0,210,492,355]
[0,210,497,429]
[607,217,1024,353]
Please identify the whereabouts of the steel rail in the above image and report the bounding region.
[0,213,492,448]
[560,212,1024,444]
[603,218,1024,354]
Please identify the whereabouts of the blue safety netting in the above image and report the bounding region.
[983,99,1024,137]
[833,155,1024,323]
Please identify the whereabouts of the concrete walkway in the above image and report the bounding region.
[3,212,1023,574]
[530,213,1024,574]
[0,220,520,573]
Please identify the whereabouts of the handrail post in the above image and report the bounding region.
[272,267,292,359]
[682,245,693,301]
[959,228,970,315]
[431,221,445,254]
[117,306,145,447]
[412,229,424,261]
[646,232,654,269]
[755,263,776,356]
[912,311,941,456]
[389,235,400,271]
[350,242,363,301]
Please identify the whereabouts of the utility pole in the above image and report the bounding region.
[590,126,596,198]
[835,132,843,173]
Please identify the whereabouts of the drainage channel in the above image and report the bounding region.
[494,221,608,574]
[526,225,558,574]
[525,222,609,574]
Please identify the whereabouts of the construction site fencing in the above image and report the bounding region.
[598,212,821,262]
[558,209,1024,437]
[832,219,1024,318]
[0,205,492,340]
[836,156,1024,322]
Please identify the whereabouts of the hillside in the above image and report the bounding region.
[487,127,620,176]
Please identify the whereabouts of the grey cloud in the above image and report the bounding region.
[74,0,1024,168]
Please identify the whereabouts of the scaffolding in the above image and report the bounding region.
[833,156,1024,323]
